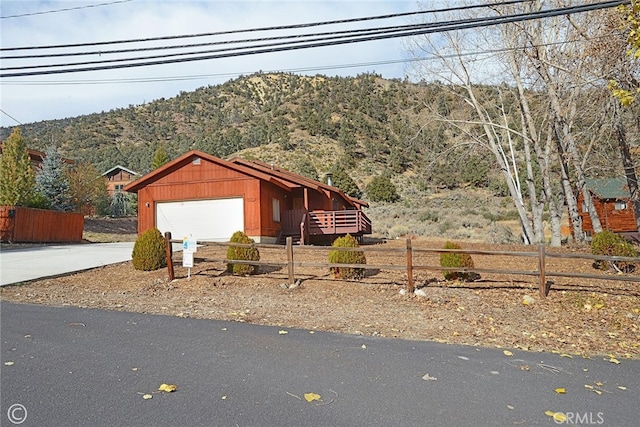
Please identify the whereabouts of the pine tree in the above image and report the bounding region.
[0,128,36,206]
[327,163,362,199]
[150,146,169,170]
[36,145,73,211]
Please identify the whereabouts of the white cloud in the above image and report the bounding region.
[0,0,417,126]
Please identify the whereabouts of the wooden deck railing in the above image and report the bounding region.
[164,233,640,298]
[281,209,372,243]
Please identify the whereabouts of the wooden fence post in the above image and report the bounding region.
[406,238,414,294]
[538,243,546,297]
[165,231,174,281]
[286,236,295,285]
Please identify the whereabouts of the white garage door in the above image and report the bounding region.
[156,198,244,241]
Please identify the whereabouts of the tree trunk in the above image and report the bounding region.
[613,100,640,232]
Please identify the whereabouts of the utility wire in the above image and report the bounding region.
[0,109,23,125]
[0,38,591,87]
[0,0,133,19]
[0,0,628,77]
[1,0,535,51]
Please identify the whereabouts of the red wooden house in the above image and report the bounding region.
[102,165,139,196]
[579,177,638,240]
[124,150,371,244]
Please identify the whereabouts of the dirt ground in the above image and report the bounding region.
[1,217,639,360]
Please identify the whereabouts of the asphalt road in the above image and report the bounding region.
[1,301,638,427]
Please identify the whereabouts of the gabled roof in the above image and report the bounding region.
[585,177,630,199]
[229,157,368,208]
[102,165,139,177]
[0,143,74,166]
[124,150,294,193]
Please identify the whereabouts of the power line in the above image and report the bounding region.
[0,109,23,125]
[0,0,535,51]
[0,38,588,87]
[0,0,628,78]
[0,0,133,19]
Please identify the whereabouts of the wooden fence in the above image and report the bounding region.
[0,206,84,243]
[164,233,640,298]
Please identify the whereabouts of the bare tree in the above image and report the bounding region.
[406,1,565,245]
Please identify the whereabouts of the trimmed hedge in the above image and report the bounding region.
[132,227,167,271]
[226,231,260,275]
[329,234,366,279]
[439,241,474,281]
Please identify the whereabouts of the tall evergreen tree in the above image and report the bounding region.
[0,128,36,206]
[326,163,362,199]
[150,146,169,170]
[36,145,73,211]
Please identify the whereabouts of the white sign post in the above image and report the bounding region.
[182,235,197,278]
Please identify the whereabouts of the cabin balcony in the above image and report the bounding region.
[279,209,372,245]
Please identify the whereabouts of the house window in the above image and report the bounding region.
[614,201,627,210]
[272,198,280,222]
[192,157,201,165]
[114,184,124,193]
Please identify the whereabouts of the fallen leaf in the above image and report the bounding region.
[554,388,566,394]
[595,381,604,387]
[142,394,153,400]
[132,367,138,371]
[4,361,14,366]
[584,384,594,389]
[361,344,367,349]
[507,405,514,410]
[608,357,621,365]
[422,373,437,381]
[593,389,603,395]
[278,330,288,335]
[158,383,177,392]
[545,410,567,423]
[553,412,567,423]
[304,393,321,402]
[559,354,573,358]
[617,386,627,390]
[503,350,513,356]
[309,331,314,334]
[221,395,227,400]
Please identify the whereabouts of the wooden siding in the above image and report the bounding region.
[135,158,264,237]
[0,206,84,243]
[258,181,289,239]
[578,194,637,235]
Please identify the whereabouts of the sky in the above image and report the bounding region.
[0,0,420,127]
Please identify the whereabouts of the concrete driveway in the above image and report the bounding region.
[0,242,135,286]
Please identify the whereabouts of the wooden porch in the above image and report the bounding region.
[278,209,372,245]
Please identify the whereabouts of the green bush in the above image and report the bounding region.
[439,241,474,281]
[329,234,366,279]
[132,227,167,271]
[226,231,260,275]
[591,231,637,272]
[366,176,400,203]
